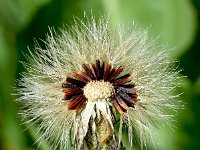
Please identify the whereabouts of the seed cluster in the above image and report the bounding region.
[62,60,138,113]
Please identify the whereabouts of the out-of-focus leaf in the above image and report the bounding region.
[81,0,197,59]
[0,0,51,30]
[193,76,200,95]
[0,26,9,75]
[0,25,25,148]
[0,0,52,150]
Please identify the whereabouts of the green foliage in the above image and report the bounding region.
[0,0,199,149]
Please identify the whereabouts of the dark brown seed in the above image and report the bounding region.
[62,83,79,89]
[117,90,137,106]
[100,62,105,80]
[63,89,82,100]
[103,64,111,80]
[113,74,131,85]
[67,95,84,110]
[74,97,87,111]
[107,68,116,80]
[63,94,78,100]
[80,71,92,81]
[115,86,137,94]
[66,78,86,87]
[70,72,89,82]
[63,88,82,94]
[108,66,124,81]
[128,93,138,98]
[115,95,128,110]
[120,84,135,88]
[111,96,124,113]
[89,63,97,79]
[82,64,95,80]
[96,60,101,80]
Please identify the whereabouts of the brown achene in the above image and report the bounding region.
[62,60,138,113]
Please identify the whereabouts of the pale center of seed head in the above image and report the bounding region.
[83,81,114,101]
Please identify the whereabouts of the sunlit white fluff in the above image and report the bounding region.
[17,16,180,149]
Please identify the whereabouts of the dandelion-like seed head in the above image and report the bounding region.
[62,60,138,113]
[16,16,181,150]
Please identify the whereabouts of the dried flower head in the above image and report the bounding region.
[17,16,180,149]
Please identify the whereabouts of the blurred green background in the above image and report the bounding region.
[0,0,200,149]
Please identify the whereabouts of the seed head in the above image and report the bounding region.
[16,16,181,149]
